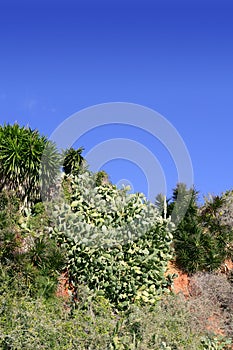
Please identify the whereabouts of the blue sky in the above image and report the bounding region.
[0,0,233,202]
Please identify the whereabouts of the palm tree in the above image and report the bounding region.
[200,193,233,260]
[62,147,85,176]
[168,184,229,273]
[0,123,61,208]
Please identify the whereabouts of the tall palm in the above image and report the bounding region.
[0,123,61,208]
[62,147,85,176]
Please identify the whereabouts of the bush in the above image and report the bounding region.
[1,289,231,350]
[0,191,21,264]
[0,289,116,350]
[0,191,64,299]
[188,272,233,338]
[52,171,174,309]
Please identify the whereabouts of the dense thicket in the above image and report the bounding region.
[0,122,233,349]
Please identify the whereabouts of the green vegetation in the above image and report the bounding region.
[52,171,173,309]
[158,184,233,274]
[0,190,65,299]
[0,123,60,209]
[63,147,85,176]
[0,123,233,349]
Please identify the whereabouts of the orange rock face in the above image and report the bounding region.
[166,261,190,297]
[56,272,70,299]
[166,259,233,347]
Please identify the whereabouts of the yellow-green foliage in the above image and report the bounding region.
[52,171,173,309]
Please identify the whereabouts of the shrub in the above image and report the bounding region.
[1,289,231,350]
[52,171,174,309]
[188,272,233,338]
[0,191,21,264]
[0,288,117,350]
[0,191,64,299]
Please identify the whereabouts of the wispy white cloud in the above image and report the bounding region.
[42,105,56,113]
[25,98,38,112]
[23,97,57,115]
